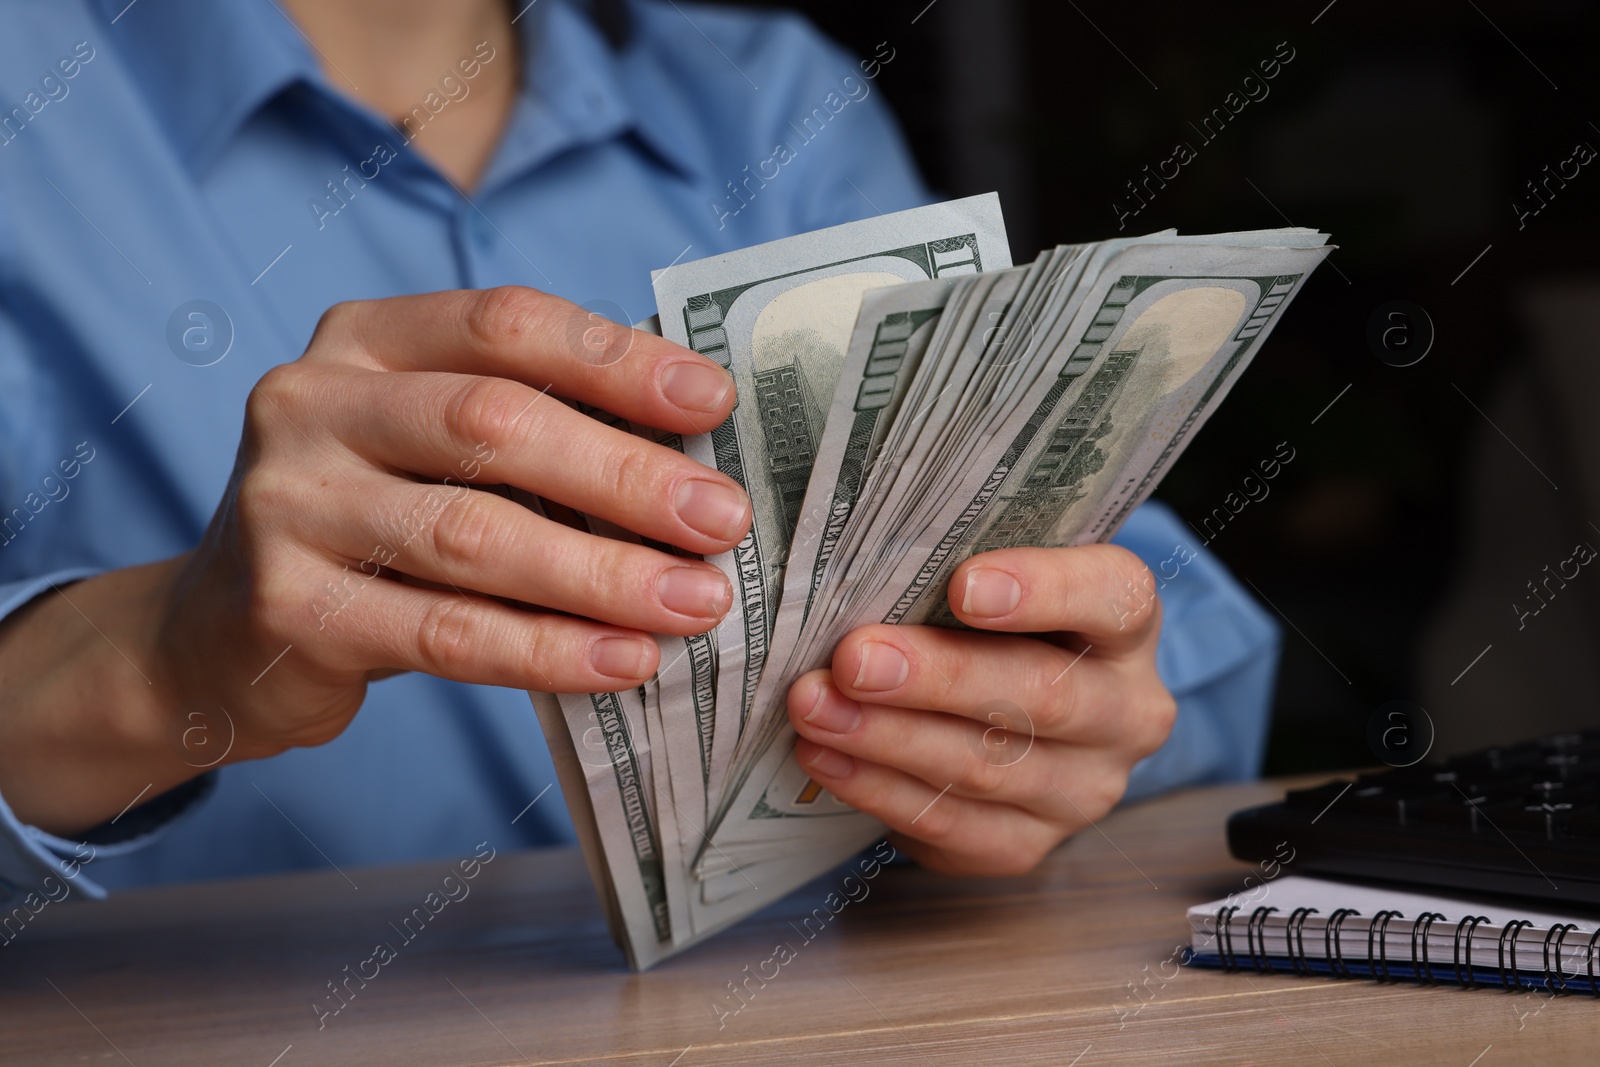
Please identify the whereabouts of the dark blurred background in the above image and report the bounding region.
[745,0,1600,774]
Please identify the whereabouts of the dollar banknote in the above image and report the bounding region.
[709,236,1332,887]
[521,200,1331,966]
[652,194,1011,794]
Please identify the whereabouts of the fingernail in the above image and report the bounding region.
[802,687,861,734]
[804,745,854,779]
[661,361,733,414]
[590,636,651,680]
[852,641,909,693]
[961,567,1022,618]
[656,565,731,618]
[674,479,749,541]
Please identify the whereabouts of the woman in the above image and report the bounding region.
[0,0,1277,902]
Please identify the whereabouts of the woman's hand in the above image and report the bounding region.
[786,545,1176,875]
[166,286,751,753]
[0,287,751,833]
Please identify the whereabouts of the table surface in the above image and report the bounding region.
[3,776,1593,1066]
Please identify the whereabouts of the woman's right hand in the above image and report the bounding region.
[0,287,749,833]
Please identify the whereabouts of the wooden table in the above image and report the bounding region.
[3,777,1593,1065]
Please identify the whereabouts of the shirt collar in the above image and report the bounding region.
[94,0,711,183]
[92,0,317,176]
[489,0,711,185]
[605,11,715,182]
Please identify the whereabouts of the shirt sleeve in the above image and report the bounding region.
[1110,502,1281,800]
[0,572,218,913]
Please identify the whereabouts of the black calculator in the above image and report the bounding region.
[1228,732,1600,907]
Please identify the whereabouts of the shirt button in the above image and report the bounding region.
[468,213,494,246]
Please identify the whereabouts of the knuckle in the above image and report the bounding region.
[955,747,1011,797]
[940,643,975,688]
[1035,668,1080,737]
[232,466,292,534]
[309,300,365,348]
[246,363,305,428]
[465,286,548,352]
[573,309,632,367]
[1104,543,1151,584]
[1015,655,1057,702]
[249,562,309,642]
[1058,770,1127,829]
[429,490,498,570]
[582,539,621,595]
[608,442,659,504]
[1083,771,1130,820]
[1133,689,1179,757]
[904,794,959,842]
[285,717,350,750]
[450,376,532,456]
[564,536,625,611]
[1105,547,1159,622]
[415,596,481,678]
[524,615,555,679]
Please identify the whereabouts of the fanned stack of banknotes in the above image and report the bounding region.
[524,193,1331,968]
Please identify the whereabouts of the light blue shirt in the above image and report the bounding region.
[0,0,1279,907]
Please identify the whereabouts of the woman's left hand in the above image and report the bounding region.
[786,544,1177,875]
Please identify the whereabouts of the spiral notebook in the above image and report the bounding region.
[1187,876,1600,992]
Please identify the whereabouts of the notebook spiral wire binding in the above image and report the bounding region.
[1324,908,1361,978]
[1216,906,1600,993]
[1497,919,1533,992]
[1453,915,1490,989]
[1539,923,1600,994]
[1412,911,1446,985]
[1368,910,1403,982]
[1542,923,1577,993]
[1246,906,1278,973]
[1286,907,1318,977]
[1216,904,1240,971]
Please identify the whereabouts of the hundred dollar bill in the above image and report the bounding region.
[782,283,957,631]
[652,194,1011,810]
[518,205,1333,967]
[712,264,1058,841]
[553,685,674,964]
[883,243,1335,628]
[510,474,684,963]
[710,239,1331,879]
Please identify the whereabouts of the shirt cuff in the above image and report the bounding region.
[0,776,216,908]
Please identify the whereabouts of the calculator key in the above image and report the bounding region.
[1448,746,1542,775]
[1542,753,1589,781]
[1490,802,1573,840]
[1418,795,1491,831]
